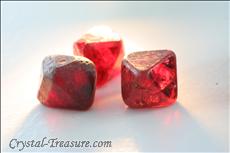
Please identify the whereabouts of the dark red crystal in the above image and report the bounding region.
[121,50,177,108]
[73,26,124,87]
[37,55,96,110]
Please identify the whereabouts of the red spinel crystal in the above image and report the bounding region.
[37,55,96,110]
[73,26,124,87]
[121,50,177,108]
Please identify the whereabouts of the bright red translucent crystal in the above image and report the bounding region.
[121,50,177,108]
[73,26,124,87]
[37,55,96,110]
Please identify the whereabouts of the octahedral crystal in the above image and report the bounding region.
[37,55,96,110]
[121,50,177,108]
[73,26,124,87]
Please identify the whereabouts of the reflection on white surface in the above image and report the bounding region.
[1,1,229,152]
[111,138,139,152]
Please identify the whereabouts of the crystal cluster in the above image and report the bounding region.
[37,26,178,110]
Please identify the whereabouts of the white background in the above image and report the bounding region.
[1,2,229,152]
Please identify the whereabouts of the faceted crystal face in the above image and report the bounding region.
[73,26,124,87]
[37,55,96,110]
[121,50,177,108]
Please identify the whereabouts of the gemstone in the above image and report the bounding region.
[73,26,124,87]
[121,50,177,108]
[37,55,96,110]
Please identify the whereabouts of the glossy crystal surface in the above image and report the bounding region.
[121,50,177,108]
[37,55,96,110]
[74,26,124,87]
